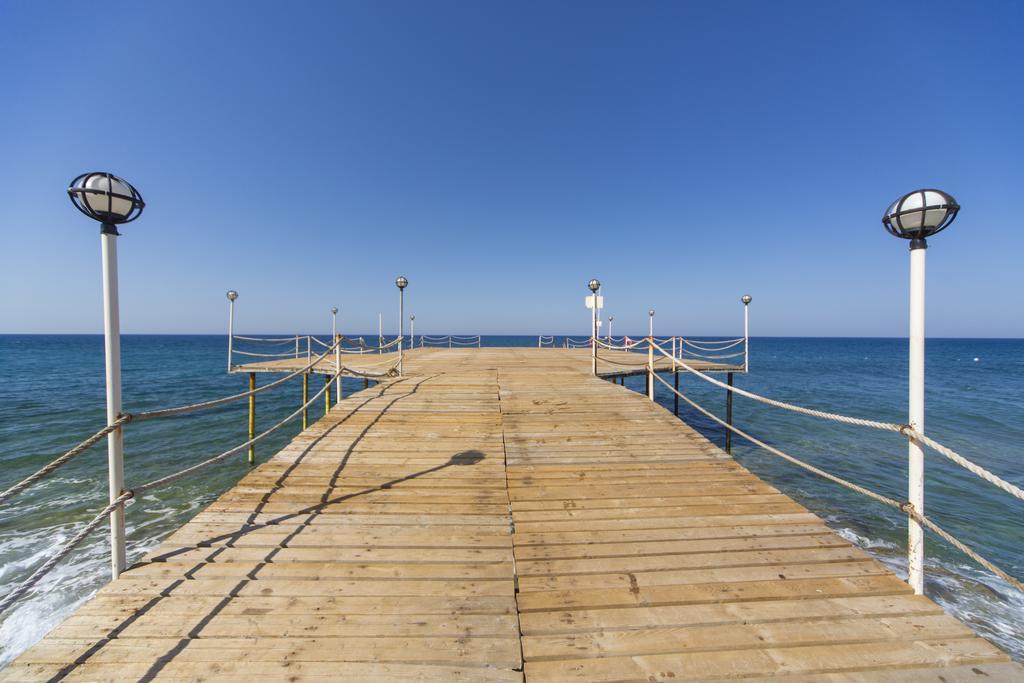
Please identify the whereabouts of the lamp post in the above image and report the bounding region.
[68,171,145,580]
[648,309,655,338]
[410,314,415,349]
[396,276,408,375]
[607,316,614,341]
[226,291,238,372]
[882,188,960,596]
[588,279,600,375]
[741,295,752,372]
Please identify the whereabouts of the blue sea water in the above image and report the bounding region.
[0,334,1021,665]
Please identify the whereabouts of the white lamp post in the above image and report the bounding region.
[396,276,408,375]
[378,312,383,354]
[226,291,238,372]
[410,314,415,349]
[741,295,752,372]
[68,171,145,580]
[648,309,655,338]
[607,315,614,341]
[882,188,960,595]
[588,279,600,375]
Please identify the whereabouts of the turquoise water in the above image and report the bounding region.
[0,334,1021,665]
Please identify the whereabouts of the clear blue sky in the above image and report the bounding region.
[1,1,1021,337]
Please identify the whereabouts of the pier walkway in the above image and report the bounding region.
[5,349,1020,681]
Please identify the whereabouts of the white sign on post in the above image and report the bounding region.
[584,295,604,309]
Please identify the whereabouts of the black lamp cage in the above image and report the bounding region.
[68,172,145,225]
[396,276,408,289]
[588,279,600,292]
[882,189,959,240]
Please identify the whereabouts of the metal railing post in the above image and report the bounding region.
[248,373,256,464]
[673,366,679,415]
[335,336,342,404]
[302,373,309,429]
[647,337,654,400]
[725,372,734,454]
[325,375,331,415]
[744,301,751,372]
[227,297,235,373]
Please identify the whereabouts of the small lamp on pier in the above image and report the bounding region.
[331,306,338,341]
[67,171,145,581]
[881,188,960,597]
[608,315,614,341]
[395,276,408,375]
[588,279,601,374]
[226,291,239,372]
[648,309,655,338]
[410,314,415,348]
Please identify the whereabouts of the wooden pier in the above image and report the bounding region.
[5,348,1020,681]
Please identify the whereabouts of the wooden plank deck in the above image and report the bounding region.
[5,349,1020,681]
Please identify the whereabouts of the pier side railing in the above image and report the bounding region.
[0,335,403,617]
[593,335,1024,598]
[419,334,481,348]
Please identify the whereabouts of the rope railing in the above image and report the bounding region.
[680,337,744,351]
[419,335,481,348]
[648,340,1024,501]
[231,334,300,343]
[538,335,556,348]
[633,339,1022,594]
[133,368,341,494]
[0,365,350,616]
[649,370,1024,593]
[0,325,412,616]
[0,339,348,510]
[0,491,134,615]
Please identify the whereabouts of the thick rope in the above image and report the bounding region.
[0,491,133,615]
[651,341,904,431]
[231,349,298,358]
[681,350,746,360]
[650,372,1024,593]
[913,431,1024,502]
[649,340,1024,503]
[134,371,340,493]
[0,417,130,507]
[135,338,343,422]
[232,335,299,343]
[680,338,744,351]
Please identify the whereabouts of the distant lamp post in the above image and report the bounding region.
[648,309,655,338]
[331,306,338,341]
[741,295,752,372]
[396,276,408,375]
[226,291,239,372]
[882,188,960,596]
[588,279,601,375]
[410,314,416,349]
[67,171,145,581]
[607,315,614,341]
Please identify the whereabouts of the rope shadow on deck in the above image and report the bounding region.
[44,374,498,682]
